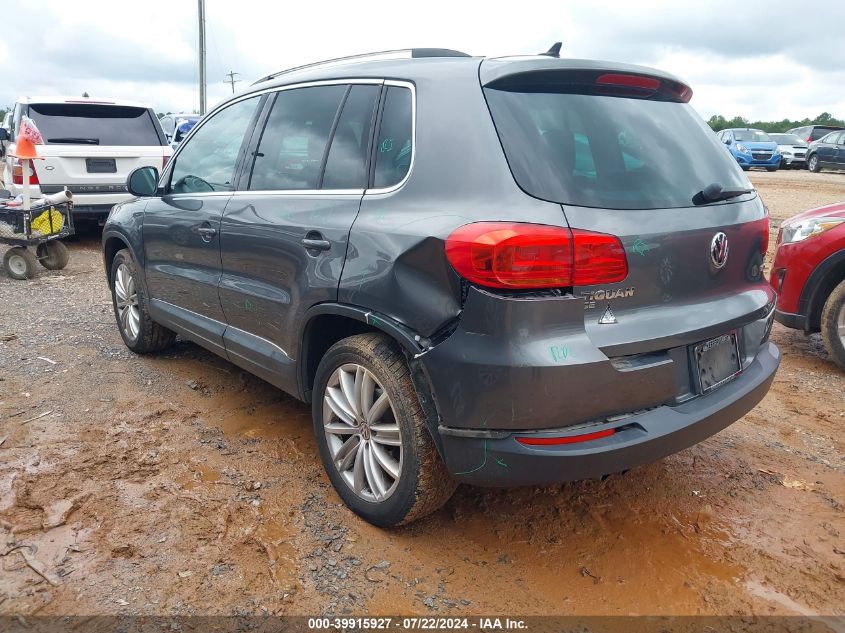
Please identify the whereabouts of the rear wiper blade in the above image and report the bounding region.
[693,183,754,205]
[46,137,100,145]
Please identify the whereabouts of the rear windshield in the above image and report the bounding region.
[484,88,748,210]
[733,130,771,142]
[811,127,842,140]
[28,103,164,146]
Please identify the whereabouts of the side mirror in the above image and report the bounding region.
[127,166,159,197]
[0,128,8,142]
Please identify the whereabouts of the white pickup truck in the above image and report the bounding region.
[0,96,172,222]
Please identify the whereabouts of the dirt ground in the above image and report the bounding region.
[0,170,843,618]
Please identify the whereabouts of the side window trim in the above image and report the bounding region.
[366,80,416,194]
[234,92,276,191]
[236,79,386,194]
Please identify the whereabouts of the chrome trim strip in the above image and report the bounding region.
[224,323,293,361]
[152,299,293,360]
[365,80,417,196]
[229,189,364,197]
[163,78,392,197]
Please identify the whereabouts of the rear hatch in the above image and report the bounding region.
[27,102,168,192]
[481,60,771,357]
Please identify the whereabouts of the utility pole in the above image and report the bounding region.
[197,0,207,114]
[224,71,241,94]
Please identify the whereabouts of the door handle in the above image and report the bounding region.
[301,232,331,252]
[197,224,217,242]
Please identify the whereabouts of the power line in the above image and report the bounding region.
[224,70,241,94]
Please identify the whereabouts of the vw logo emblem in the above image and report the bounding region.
[710,232,729,269]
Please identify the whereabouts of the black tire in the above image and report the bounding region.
[3,247,38,280]
[741,166,750,171]
[766,166,778,172]
[36,241,69,270]
[808,154,821,173]
[312,333,456,527]
[109,248,176,353]
[820,279,845,371]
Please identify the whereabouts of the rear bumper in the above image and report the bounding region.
[71,204,116,220]
[774,308,806,331]
[438,342,779,486]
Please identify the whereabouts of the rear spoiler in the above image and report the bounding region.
[480,58,692,103]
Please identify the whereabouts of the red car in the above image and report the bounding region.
[771,202,845,369]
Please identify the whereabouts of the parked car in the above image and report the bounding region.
[769,133,809,169]
[805,130,845,173]
[159,113,200,147]
[717,128,781,171]
[788,124,845,144]
[771,203,845,369]
[103,48,779,526]
[1,97,171,222]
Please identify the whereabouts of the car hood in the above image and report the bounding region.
[782,201,845,224]
[737,141,778,151]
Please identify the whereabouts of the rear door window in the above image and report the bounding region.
[322,85,380,189]
[248,85,346,191]
[169,96,260,194]
[28,103,164,146]
[372,86,413,189]
[484,84,748,210]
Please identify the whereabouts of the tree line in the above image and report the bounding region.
[707,112,844,133]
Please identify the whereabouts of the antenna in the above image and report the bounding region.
[540,42,562,58]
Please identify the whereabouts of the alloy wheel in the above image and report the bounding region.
[323,363,403,502]
[114,263,140,341]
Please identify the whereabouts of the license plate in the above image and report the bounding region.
[86,158,116,173]
[694,333,741,393]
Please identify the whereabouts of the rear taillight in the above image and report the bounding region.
[162,155,170,170]
[12,159,39,186]
[761,207,770,254]
[806,136,812,143]
[445,222,628,289]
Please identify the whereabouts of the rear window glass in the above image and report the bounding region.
[813,128,842,141]
[484,88,749,210]
[28,103,163,146]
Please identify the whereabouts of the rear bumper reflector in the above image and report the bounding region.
[516,428,616,446]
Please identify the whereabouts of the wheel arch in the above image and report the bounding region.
[102,232,141,285]
[802,250,845,332]
[299,304,446,459]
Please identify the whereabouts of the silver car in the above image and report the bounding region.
[770,133,809,169]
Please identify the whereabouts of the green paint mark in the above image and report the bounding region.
[496,458,508,468]
[454,439,488,476]
[244,298,255,313]
[379,138,394,153]
[549,345,571,363]
[632,238,650,256]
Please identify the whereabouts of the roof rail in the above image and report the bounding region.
[252,48,472,85]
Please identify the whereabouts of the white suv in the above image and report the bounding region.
[0,96,172,221]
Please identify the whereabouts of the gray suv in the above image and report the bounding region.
[102,48,780,526]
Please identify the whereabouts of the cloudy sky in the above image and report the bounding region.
[1,0,843,122]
